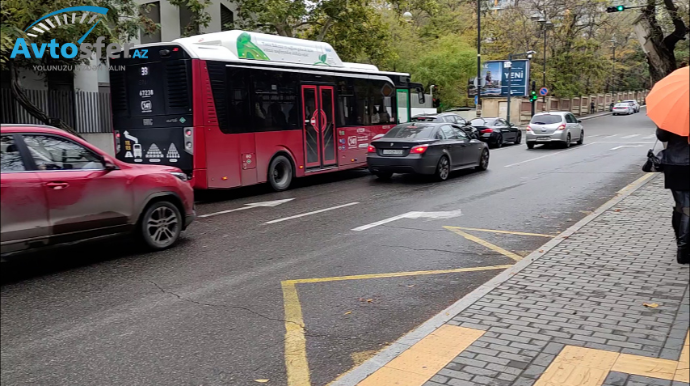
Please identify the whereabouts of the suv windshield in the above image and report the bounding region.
[530,115,563,124]
[383,123,436,139]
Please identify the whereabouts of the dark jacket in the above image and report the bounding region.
[657,128,690,166]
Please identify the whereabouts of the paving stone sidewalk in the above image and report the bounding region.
[428,176,690,386]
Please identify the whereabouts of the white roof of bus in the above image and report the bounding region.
[137,30,410,77]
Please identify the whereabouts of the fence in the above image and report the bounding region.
[0,88,112,133]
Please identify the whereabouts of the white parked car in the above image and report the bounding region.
[622,100,640,113]
[612,103,634,115]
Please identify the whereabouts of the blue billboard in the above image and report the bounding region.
[468,60,530,97]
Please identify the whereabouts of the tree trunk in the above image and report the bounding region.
[634,21,676,84]
[9,63,81,137]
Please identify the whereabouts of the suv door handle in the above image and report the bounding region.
[46,182,69,190]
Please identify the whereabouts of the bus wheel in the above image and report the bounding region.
[268,155,293,191]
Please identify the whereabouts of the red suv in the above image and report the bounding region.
[1,125,195,257]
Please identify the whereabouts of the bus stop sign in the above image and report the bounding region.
[539,87,549,96]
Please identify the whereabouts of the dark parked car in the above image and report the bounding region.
[367,122,489,181]
[469,117,522,148]
[1,125,195,258]
[411,112,468,126]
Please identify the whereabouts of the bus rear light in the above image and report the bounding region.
[411,144,429,154]
[183,127,193,155]
[367,145,376,153]
[114,131,121,153]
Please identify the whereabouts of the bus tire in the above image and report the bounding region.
[268,155,293,192]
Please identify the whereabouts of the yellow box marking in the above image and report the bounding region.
[444,227,524,261]
[534,346,619,386]
[282,265,511,386]
[611,354,678,380]
[445,226,556,238]
[286,265,512,285]
[675,331,689,382]
[282,281,310,386]
[357,325,484,386]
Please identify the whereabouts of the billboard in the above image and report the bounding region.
[468,60,530,97]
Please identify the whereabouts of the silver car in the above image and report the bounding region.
[525,112,584,149]
[622,100,640,113]
[612,103,634,115]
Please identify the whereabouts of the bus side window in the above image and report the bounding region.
[227,68,251,134]
[251,70,298,132]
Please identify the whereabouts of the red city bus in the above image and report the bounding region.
[110,30,424,191]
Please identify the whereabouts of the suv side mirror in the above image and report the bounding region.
[577,120,582,123]
[99,155,119,171]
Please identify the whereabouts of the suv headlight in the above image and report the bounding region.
[170,172,188,182]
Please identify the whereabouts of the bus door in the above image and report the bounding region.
[301,85,337,169]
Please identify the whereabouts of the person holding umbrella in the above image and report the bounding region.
[646,67,690,264]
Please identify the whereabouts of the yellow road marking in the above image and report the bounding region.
[444,227,524,262]
[444,226,556,238]
[675,331,689,382]
[534,346,619,386]
[357,325,484,386]
[282,281,310,386]
[285,265,512,285]
[281,265,512,386]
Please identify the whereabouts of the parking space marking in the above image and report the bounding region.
[356,325,485,386]
[281,265,512,386]
[444,227,524,262]
[444,226,555,238]
[266,202,359,224]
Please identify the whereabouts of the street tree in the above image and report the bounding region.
[634,0,689,83]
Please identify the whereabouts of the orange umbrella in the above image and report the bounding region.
[646,67,689,137]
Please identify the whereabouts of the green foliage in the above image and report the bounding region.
[169,0,211,37]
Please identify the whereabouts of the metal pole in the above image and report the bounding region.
[476,0,482,117]
[542,28,547,106]
[531,80,536,117]
[506,54,512,125]
[611,45,616,98]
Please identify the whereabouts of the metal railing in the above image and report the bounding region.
[0,88,112,133]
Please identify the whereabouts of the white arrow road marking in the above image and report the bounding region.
[199,198,295,218]
[265,202,359,224]
[352,209,463,231]
[621,134,640,139]
[610,145,643,151]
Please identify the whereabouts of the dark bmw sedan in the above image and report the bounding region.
[367,122,489,181]
[470,117,522,148]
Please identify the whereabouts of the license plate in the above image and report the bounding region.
[382,149,403,155]
[537,137,551,142]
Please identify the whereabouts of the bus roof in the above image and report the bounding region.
[134,30,410,78]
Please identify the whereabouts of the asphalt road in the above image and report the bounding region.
[1,110,658,386]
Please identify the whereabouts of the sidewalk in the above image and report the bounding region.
[335,174,689,386]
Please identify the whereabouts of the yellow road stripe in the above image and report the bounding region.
[534,346,619,386]
[282,281,310,386]
[675,331,689,382]
[286,265,512,285]
[357,325,484,386]
[282,265,512,386]
[445,226,556,238]
[444,227,524,262]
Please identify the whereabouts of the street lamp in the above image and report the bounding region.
[476,0,482,117]
[532,13,553,107]
[402,11,413,21]
[610,38,617,98]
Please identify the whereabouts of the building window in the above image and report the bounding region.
[221,4,234,31]
[179,4,199,36]
[140,2,161,44]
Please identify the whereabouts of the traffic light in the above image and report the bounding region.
[606,5,626,12]
[530,90,538,102]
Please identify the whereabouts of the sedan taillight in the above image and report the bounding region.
[480,128,493,134]
[367,145,376,153]
[556,124,566,131]
[410,144,429,154]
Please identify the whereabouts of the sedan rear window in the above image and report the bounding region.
[615,103,629,107]
[530,115,563,124]
[384,124,436,139]
[411,116,437,122]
